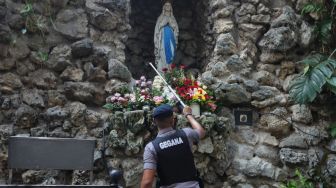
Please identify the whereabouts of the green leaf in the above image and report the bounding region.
[303,66,310,74]
[103,103,114,110]
[327,77,336,87]
[330,123,336,138]
[298,54,326,66]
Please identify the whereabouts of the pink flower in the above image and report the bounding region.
[124,94,130,98]
[141,89,147,95]
[146,81,152,86]
[114,93,121,97]
[153,96,164,105]
[111,96,117,102]
[140,76,146,81]
[135,80,140,85]
[141,82,147,87]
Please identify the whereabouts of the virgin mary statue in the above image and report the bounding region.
[154,1,179,72]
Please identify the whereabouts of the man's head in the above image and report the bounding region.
[153,104,174,129]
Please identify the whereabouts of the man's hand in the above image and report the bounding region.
[183,106,193,116]
[183,106,206,139]
[141,169,156,188]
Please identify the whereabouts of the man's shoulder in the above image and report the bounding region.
[181,127,196,135]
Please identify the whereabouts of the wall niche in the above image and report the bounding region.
[126,0,209,78]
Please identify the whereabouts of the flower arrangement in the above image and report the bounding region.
[163,64,217,112]
[104,76,170,112]
[104,65,217,112]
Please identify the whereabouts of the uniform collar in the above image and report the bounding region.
[158,127,174,136]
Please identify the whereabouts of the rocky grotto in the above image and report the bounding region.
[1,0,336,187]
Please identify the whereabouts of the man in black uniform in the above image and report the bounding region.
[141,104,205,188]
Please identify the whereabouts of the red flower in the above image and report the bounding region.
[170,64,176,69]
[180,65,186,69]
[162,68,168,72]
[208,103,217,111]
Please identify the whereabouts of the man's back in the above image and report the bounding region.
[143,127,200,188]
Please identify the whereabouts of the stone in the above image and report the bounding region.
[29,69,57,89]
[0,58,15,70]
[123,110,145,134]
[47,90,67,107]
[198,137,214,154]
[300,21,314,48]
[85,109,101,128]
[243,80,259,92]
[16,60,36,76]
[214,33,237,57]
[237,3,256,16]
[254,145,279,163]
[49,127,71,137]
[232,157,286,180]
[9,30,32,51]
[66,102,87,127]
[271,6,298,30]
[86,0,120,31]
[308,147,324,168]
[260,51,284,63]
[54,8,88,39]
[45,106,69,121]
[213,83,251,104]
[213,19,234,34]
[237,184,254,188]
[251,14,271,24]
[211,62,226,77]
[251,94,287,108]
[15,104,37,128]
[125,131,143,155]
[229,141,254,160]
[258,27,297,52]
[326,154,336,176]
[22,170,58,184]
[279,148,308,164]
[47,45,72,72]
[22,89,45,108]
[121,158,143,187]
[252,70,280,87]
[226,55,248,73]
[0,73,22,93]
[239,24,265,43]
[279,61,295,79]
[0,24,11,43]
[108,59,132,82]
[252,86,280,101]
[0,124,13,140]
[294,124,328,145]
[259,107,290,136]
[71,38,93,58]
[283,74,299,92]
[60,67,84,82]
[104,79,128,94]
[279,133,308,149]
[289,104,313,124]
[328,139,336,152]
[64,82,105,105]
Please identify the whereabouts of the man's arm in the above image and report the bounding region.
[141,169,156,188]
[183,106,206,139]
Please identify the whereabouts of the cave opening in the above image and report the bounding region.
[126,0,209,79]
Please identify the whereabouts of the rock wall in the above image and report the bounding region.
[0,0,336,187]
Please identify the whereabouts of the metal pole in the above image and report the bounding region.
[149,63,186,107]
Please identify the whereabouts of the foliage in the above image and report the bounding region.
[289,53,336,104]
[20,1,50,39]
[329,122,336,138]
[301,0,336,48]
[162,64,217,111]
[37,51,49,62]
[281,169,314,188]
